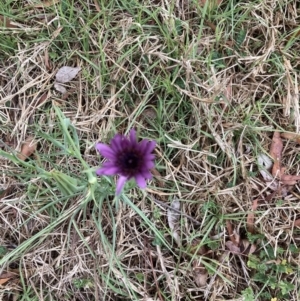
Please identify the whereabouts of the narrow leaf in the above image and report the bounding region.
[247,199,258,234]
[281,132,300,144]
[269,131,283,177]
[167,198,181,246]
[257,153,273,181]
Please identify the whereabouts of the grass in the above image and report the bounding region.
[1,0,300,300]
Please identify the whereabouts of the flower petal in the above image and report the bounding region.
[138,140,148,153]
[129,129,137,143]
[139,139,156,154]
[143,154,155,162]
[116,176,128,195]
[120,137,131,149]
[143,160,155,169]
[128,130,138,148]
[110,134,123,152]
[96,143,116,159]
[96,163,119,176]
[96,168,106,176]
[140,169,152,179]
[134,174,147,189]
[146,140,156,153]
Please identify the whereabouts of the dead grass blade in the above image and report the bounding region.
[199,0,223,9]
[93,0,101,12]
[33,0,60,8]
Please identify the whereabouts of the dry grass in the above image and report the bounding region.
[1,0,300,300]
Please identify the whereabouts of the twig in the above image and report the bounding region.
[151,196,201,225]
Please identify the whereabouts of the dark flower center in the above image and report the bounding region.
[118,150,141,173]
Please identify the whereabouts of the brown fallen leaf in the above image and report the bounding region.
[226,221,256,255]
[240,239,257,255]
[0,15,17,28]
[44,48,51,71]
[189,240,208,256]
[292,219,300,227]
[0,269,19,279]
[0,186,14,201]
[226,220,239,246]
[17,136,37,161]
[205,20,217,31]
[225,241,241,254]
[55,66,81,84]
[281,132,300,144]
[280,167,300,185]
[248,244,257,255]
[190,240,210,287]
[247,199,258,234]
[33,0,60,8]
[281,175,300,185]
[269,131,283,177]
[61,87,77,101]
[0,278,10,285]
[36,92,49,107]
[226,239,256,255]
[193,260,208,287]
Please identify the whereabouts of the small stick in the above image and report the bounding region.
[151,196,201,225]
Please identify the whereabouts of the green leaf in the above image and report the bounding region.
[241,287,255,301]
[49,170,86,196]
[0,246,8,258]
[152,233,163,246]
[247,254,260,269]
[279,280,295,295]
[235,29,246,49]
[289,244,299,254]
[135,273,144,283]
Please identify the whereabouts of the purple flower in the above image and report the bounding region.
[96,129,156,195]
